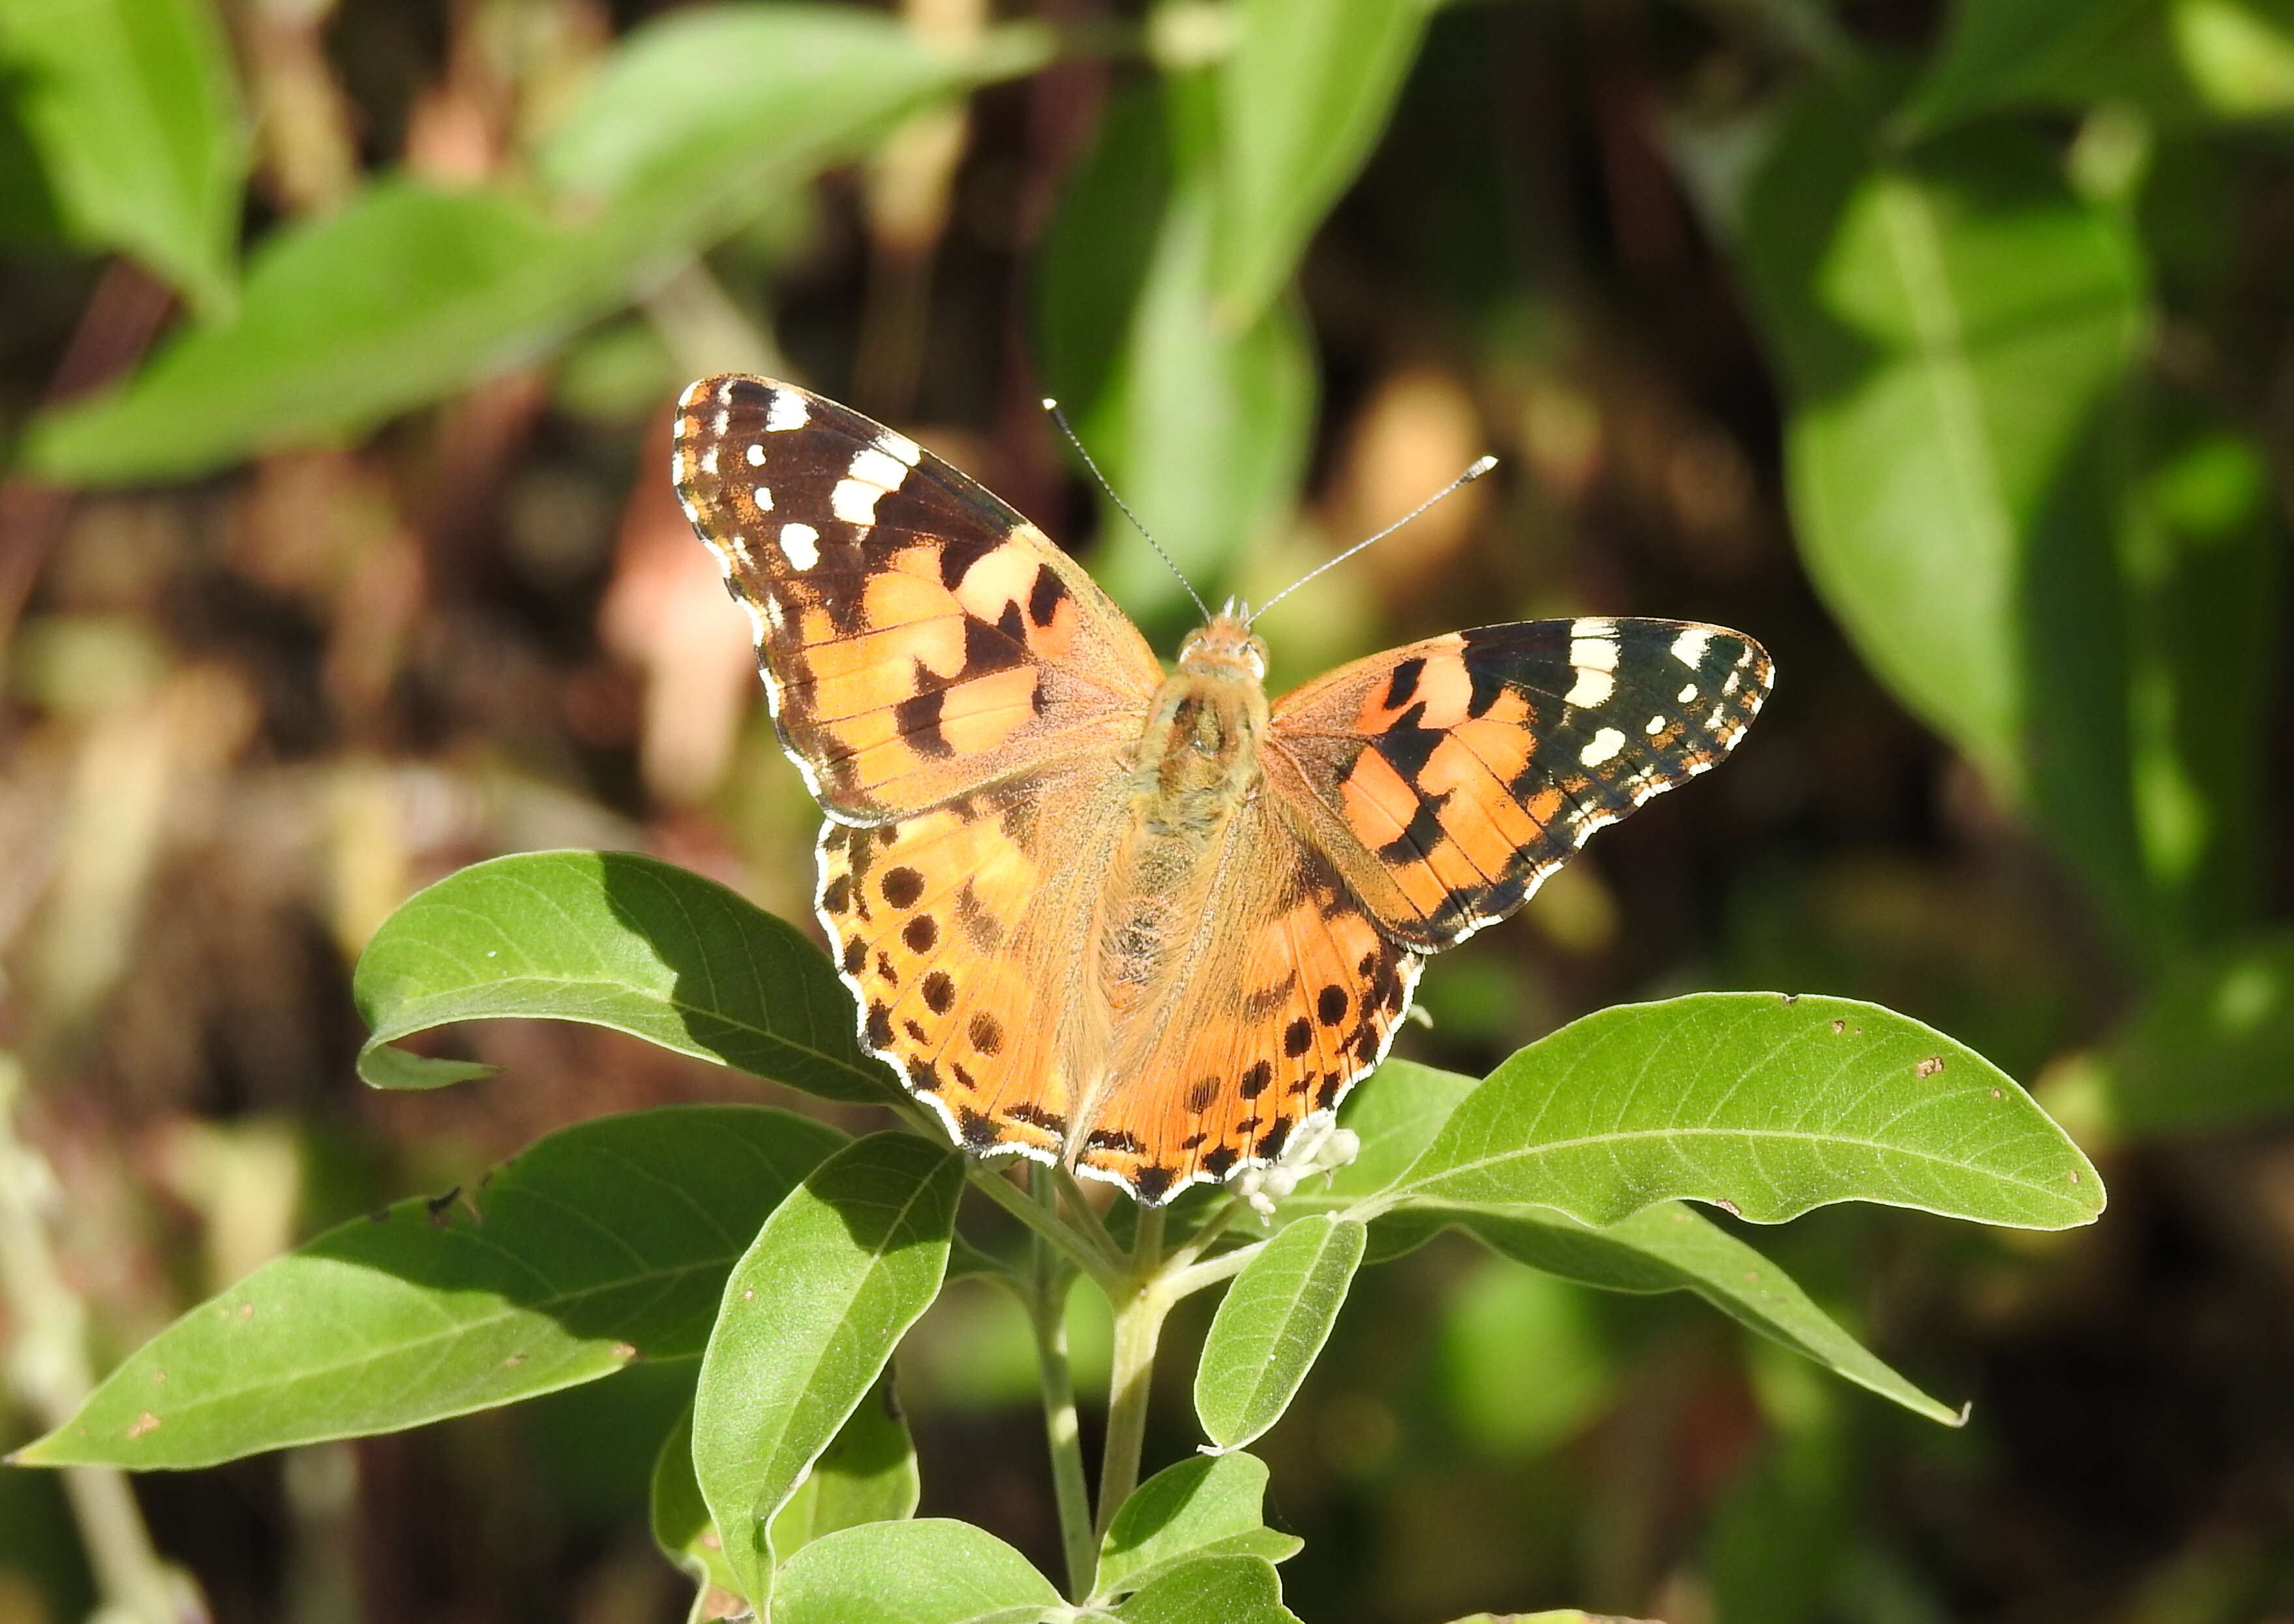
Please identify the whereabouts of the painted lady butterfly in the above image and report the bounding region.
[673,376,1772,1205]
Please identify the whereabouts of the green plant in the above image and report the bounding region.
[16,849,2098,1619]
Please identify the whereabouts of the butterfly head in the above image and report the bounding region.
[1176,609,1269,685]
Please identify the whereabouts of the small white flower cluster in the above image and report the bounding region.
[1232,1112,1361,1218]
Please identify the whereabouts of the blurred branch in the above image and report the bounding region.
[0,1057,208,1624]
[853,0,984,419]
[641,258,783,383]
[232,0,362,216]
[0,260,176,663]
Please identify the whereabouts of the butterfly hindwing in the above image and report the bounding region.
[1076,796,1423,1202]
[672,376,1164,820]
[1266,618,1772,949]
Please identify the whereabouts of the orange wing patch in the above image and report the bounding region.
[1077,798,1423,1203]
[817,763,1134,1163]
[673,376,1162,820]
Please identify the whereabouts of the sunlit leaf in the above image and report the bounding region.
[1211,0,1432,327]
[770,1518,1063,1624]
[1383,993,2102,1230]
[18,1106,843,1469]
[0,0,244,315]
[1113,1554,1297,1624]
[1094,1453,1301,1602]
[1194,1214,1365,1451]
[691,1133,961,1606]
[353,849,890,1105]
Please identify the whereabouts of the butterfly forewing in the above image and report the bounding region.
[1267,617,1772,949]
[672,376,1162,820]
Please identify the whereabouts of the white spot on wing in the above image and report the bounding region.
[1677,683,1698,704]
[753,485,774,512]
[1566,624,1620,706]
[1565,667,1614,707]
[1580,727,1627,768]
[766,391,808,432]
[1670,626,1713,668]
[849,445,908,489]
[780,522,820,568]
[831,478,881,524]
[875,430,921,466]
[700,445,718,475]
[746,443,766,467]
[1644,714,1667,735]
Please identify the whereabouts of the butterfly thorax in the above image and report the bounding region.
[1127,614,1271,836]
[1095,614,1272,1030]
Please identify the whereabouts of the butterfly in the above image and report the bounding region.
[672,375,1772,1206]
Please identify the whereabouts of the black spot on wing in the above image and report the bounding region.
[1376,791,1449,864]
[892,684,951,757]
[1371,702,1444,780]
[1381,657,1425,711]
[1028,563,1068,627]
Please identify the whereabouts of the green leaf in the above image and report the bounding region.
[1440,1614,1657,1624]
[1736,87,2154,933]
[692,1133,962,1607]
[16,1105,845,1469]
[2086,928,2294,1137]
[1408,1203,1958,1426]
[22,8,1051,487]
[1276,1056,1961,1422]
[769,1518,1063,1624]
[1903,0,2294,132]
[1281,1057,1481,1223]
[1210,0,1431,327]
[541,3,1047,288]
[768,1372,920,1557]
[1038,81,1315,637]
[2117,402,2282,948]
[1385,993,2102,1231]
[652,1405,744,1607]
[1194,1214,1365,1451]
[1902,0,2194,132]
[22,183,611,485]
[352,850,890,1105]
[0,0,244,316]
[1094,1452,1302,1602]
[1113,1554,1297,1624]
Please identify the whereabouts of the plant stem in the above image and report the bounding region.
[1093,1204,1167,1539]
[1161,1233,1267,1302]
[959,1156,1123,1288]
[0,1056,204,1624]
[1028,1170,1097,1600]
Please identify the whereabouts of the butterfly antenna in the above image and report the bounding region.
[1248,455,1498,626]
[1041,397,1211,621]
